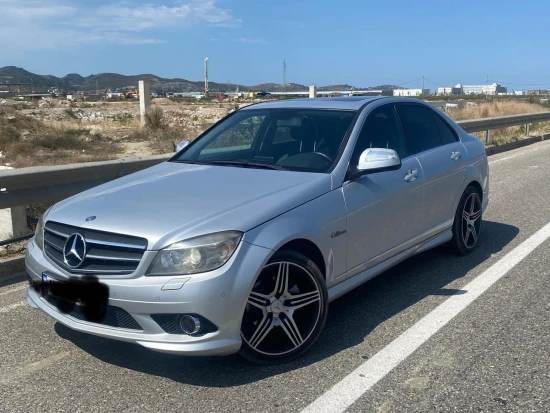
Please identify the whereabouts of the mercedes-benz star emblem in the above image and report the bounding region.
[63,233,87,268]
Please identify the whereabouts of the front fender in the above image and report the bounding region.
[242,189,348,286]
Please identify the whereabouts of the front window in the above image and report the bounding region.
[172,109,356,173]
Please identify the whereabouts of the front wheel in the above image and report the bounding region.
[447,186,483,255]
[239,250,328,364]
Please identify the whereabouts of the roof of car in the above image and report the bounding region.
[241,96,383,111]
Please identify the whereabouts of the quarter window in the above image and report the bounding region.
[396,104,443,155]
[433,114,458,144]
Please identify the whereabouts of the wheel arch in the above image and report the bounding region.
[467,179,483,201]
[276,238,326,280]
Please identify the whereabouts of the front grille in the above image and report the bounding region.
[44,221,148,275]
[42,292,142,330]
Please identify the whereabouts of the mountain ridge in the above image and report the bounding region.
[0,66,399,94]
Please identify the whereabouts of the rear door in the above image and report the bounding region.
[395,104,468,231]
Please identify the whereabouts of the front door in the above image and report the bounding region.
[342,104,425,277]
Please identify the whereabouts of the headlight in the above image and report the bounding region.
[146,231,242,276]
[34,207,51,251]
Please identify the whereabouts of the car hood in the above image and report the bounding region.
[47,161,331,250]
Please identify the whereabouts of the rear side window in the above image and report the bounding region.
[396,105,443,155]
[433,114,458,144]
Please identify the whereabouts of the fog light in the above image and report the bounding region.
[179,315,201,335]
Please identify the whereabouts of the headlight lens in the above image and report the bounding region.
[146,231,242,276]
[34,208,51,251]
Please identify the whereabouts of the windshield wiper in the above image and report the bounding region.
[208,160,287,170]
[172,160,210,165]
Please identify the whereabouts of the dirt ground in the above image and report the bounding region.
[0,97,254,168]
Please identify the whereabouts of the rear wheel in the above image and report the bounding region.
[239,250,328,364]
[448,186,483,255]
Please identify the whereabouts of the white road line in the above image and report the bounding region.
[302,221,550,413]
[0,300,26,314]
[0,285,27,297]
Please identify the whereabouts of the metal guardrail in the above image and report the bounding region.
[0,154,169,209]
[457,111,550,143]
[0,110,550,243]
[0,233,33,248]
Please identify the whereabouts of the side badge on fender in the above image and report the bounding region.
[331,230,347,239]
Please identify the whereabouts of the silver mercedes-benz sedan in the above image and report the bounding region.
[25,97,489,363]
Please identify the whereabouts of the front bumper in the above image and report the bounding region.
[25,238,272,356]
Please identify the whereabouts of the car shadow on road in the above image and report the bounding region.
[55,219,519,387]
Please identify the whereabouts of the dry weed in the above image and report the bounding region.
[447,101,550,145]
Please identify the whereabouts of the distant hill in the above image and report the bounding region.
[0,66,400,94]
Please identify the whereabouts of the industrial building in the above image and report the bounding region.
[437,85,463,96]
[460,83,507,95]
[393,88,430,97]
[436,83,507,96]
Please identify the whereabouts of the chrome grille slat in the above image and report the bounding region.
[86,239,147,250]
[45,227,69,239]
[86,254,142,262]
[44,238,63,251]
[44,221,148,275]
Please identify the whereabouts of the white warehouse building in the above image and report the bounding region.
[393,88,430,97]
[436,83,507,96]
[460,83,507,95]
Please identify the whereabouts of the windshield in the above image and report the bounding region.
[171,108,356,173]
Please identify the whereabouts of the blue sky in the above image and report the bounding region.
[1,0,549,90]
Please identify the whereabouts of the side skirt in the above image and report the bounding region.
[327,229,453,302]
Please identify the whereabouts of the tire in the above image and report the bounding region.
[239,250,328,364]
[447,185,483,255]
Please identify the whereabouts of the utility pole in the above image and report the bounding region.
[283,58,287,92]
[486,74,489,98]
[204,57,209,96]
[422,75,425,91]
[96,79,98,94]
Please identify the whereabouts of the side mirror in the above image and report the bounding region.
[356,148,401,174]
[176,140,191,152]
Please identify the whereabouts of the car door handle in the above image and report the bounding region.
[451,151,462,161]
[404,168,418,182]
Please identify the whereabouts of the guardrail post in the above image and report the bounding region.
[10,206,28,236]
[485,129,491,144]
[525,123,530,136]
[139,80,151,128]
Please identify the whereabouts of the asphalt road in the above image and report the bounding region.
[1,140,550,412]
